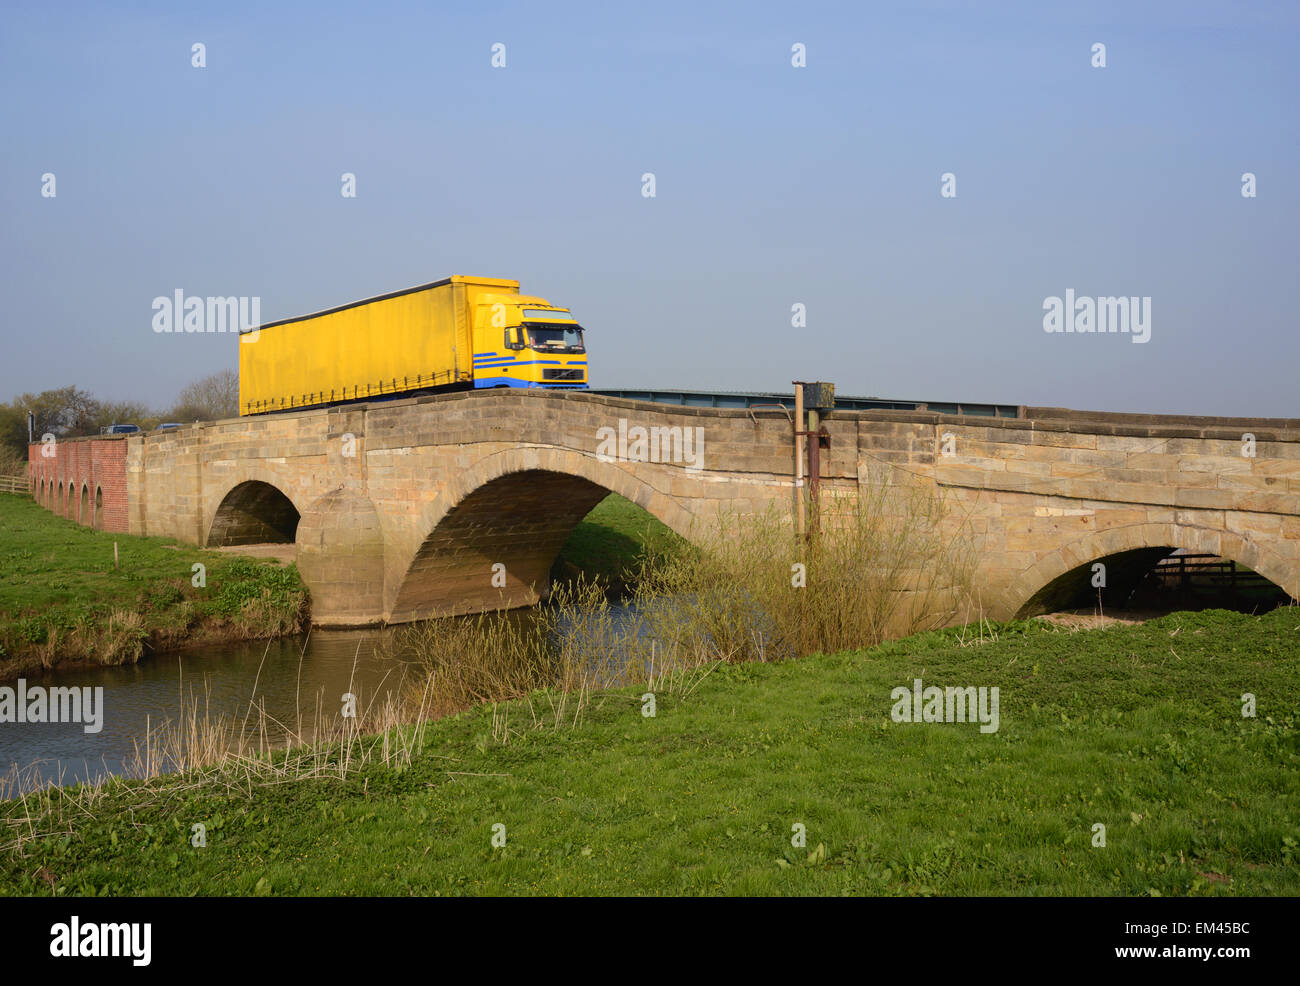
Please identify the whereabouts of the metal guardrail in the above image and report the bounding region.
[239,383,1023,419]
[587,388,1023,418]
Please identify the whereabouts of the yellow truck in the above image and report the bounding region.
[238,275,588,415]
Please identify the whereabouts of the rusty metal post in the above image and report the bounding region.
[793,382,834,543]
[793,383,806,544]
[807,407,821,538]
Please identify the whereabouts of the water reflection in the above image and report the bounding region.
[0,630,397,792]
[1,597,661,794]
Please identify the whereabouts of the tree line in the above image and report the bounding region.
[0,369,237,472]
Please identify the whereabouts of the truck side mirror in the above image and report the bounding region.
[504,327,522,350]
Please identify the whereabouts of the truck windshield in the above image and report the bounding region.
[525,323,585,352]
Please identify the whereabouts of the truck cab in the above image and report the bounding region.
[471,293,588,389]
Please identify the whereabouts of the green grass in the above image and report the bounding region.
[0,493,307,675]
[4,607,1297,896]
[551,493,685,592]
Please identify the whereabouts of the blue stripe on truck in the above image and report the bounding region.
[472,377,589,390]
[472,359,565,367]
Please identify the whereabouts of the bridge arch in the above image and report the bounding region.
[206,478,302,547]
[388,447,700,622]
[1008,521,1297,618]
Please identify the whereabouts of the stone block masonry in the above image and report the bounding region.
[28,391,1300,627]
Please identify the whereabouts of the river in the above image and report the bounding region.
[1,597,658,794]
[0,630,400,793]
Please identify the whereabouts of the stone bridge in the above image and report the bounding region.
[29,389,1300,625]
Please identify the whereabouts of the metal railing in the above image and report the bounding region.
[242,369,470,415]
[588,388,1023,418]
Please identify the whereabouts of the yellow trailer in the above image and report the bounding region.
[238,275,588,415]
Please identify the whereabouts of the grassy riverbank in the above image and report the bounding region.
[3,607,1296,896]
[0,494,307,679]
[0,491,671,680]
[551,493,684,594]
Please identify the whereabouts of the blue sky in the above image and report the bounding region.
[2,0,1297,415]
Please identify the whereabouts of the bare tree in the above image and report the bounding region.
[94,400,160,432]
[3,386,101,444]
[172,369,238,421]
